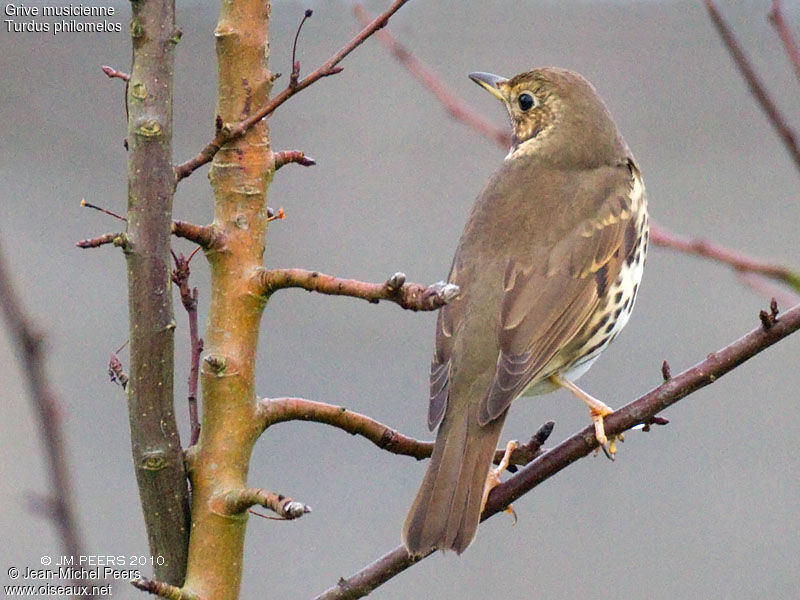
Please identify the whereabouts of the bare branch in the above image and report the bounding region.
[212,488,311,520]
[101,64,131,82]
[76,232,127,249]
[649,224,800,294]
[704,0,800,172]
[125,0,190,583]
[737,272,800,307]
[171,251,203,446]
[315,300,800,599]
[174,0,413,182]
[0,243,87,576]
[769,0,800,85]
[273,150,316,170]
[171,221,222,250]
[353,4,511,149]
[258,268,460,311]
[259,398,552,470]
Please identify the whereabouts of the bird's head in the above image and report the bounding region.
[469,68,626,166]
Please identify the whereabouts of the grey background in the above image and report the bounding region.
[1,1,799,598]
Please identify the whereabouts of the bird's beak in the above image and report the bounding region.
[469,72,509,102]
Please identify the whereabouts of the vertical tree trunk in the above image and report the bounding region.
[181,1,274,597]
[126,0,190,585]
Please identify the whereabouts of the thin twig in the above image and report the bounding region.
[315,299,800,599]
[76,232,125,249]
[353,4,511,148]
[290,9,314,88]
[81,199,127,222]
[649,224,800,294]
[258,268,460,311]
[704,0,800,172]
[171,251,203,446]
[101,64,131,82]
[0,242,87,574]
[738,272,800,308]
[769,0,800,85]
[258,398,552,469]
[174,0,412,182]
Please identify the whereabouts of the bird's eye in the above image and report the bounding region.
[518,93,535,111]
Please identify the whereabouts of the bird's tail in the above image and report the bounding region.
[402,407,507,556]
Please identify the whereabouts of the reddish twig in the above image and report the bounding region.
[649,223,800,294]
[769,0,800,85]
[0,242,87,573]
[315,299,800,599]
[174,0,412,182]
[290,9,314,88]
[273,150,316,170]
[258,397,551,469]
[258,268,459,311]
[171,251,203,446]
[704,0,800,172]
[100,65,130,125]
[737,272,800,308]
[353,4,511,148]
[101,64,131,81]
[80,199,127,222]
[76,232,125,249]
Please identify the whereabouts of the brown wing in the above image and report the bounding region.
[427,259,464,430]
[478,160,640,426]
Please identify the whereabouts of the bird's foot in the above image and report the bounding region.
[550,374,620,460]
[481,439,518,515]
[590,404,621,459]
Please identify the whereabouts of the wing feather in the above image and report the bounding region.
[478,161,639,425]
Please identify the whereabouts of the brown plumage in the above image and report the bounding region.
[402,68,648,556]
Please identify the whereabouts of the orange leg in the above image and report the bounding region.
[550,374,621,456]
[481,440,518,518]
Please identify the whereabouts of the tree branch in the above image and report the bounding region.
[174,0,412,182]
[0,241,87,585]
[315,300,800,599]
[258,268,459,311]
[213,488,311,519]
[171,221,223,250]
[258,397,553,469]
[76,232,127,249]
[125,0,190,585]
[353,4,511,148]
[768,0,800,85]
[704,0,800,172]
[273,150,316,170]
[649,224,800,294]
[171,251,203,446]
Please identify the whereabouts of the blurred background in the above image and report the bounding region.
[1,1,799,598]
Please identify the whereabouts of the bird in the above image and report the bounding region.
[402,67,649,557]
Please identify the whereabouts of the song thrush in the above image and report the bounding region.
[402,67,649,556]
